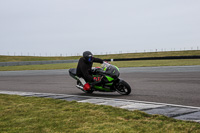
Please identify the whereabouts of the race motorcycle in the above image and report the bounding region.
[69,62,131,95]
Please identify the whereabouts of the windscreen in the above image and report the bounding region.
[101,62,120,78]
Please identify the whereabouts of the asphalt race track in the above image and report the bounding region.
[0,66,200,107]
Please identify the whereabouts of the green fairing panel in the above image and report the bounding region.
[94,86,111,91]
[105,83,113,86]
[106,76,114,82]
[115,66,119,71]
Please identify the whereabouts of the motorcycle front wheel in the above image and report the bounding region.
[115,80,131,95]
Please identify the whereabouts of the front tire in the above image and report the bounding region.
[115,80,131,95]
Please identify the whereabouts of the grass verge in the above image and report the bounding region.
[1,50,200,62]
[0,59,200,71]
[1,94,200,133]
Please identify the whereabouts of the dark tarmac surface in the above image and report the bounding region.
[0,66,200,107]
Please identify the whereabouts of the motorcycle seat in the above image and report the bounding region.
[69,68,77,76]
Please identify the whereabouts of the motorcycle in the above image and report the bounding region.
[69,62,131,95]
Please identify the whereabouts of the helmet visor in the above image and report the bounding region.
[88,55,93,62]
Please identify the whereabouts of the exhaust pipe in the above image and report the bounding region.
[76,85,83,90]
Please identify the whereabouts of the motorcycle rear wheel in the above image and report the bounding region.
[115,80,131,95]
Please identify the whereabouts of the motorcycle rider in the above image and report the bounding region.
[76,51,104,85]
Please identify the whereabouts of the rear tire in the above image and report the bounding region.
[115,80,131,95]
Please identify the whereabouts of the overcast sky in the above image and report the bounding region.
[0,0,200,56]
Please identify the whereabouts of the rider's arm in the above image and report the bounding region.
[93,57,103,64]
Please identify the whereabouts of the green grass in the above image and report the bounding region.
[112,59,200,67]
[96,50,200,60]
[1,50,200,71]
[0,55,80,62]
[1,50,200,62]
[1,94,200,133]
[0,59,200,71]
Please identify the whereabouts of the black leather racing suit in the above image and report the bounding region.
[76,57,103,82]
